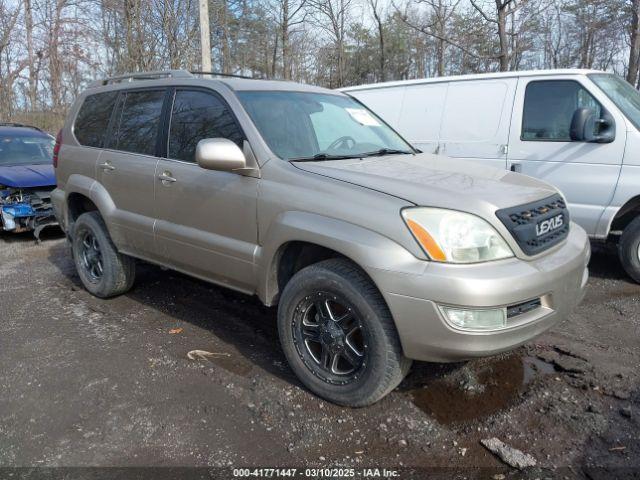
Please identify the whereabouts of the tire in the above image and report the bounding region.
[619,216,640,284]
[71,211,135,298]
[277,258,411,406]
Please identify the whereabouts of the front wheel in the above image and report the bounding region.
[619,216,640,284]
[277,258,411,406]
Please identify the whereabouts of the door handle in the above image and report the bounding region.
[99,162,115,171]
[158,171,176,184]
[510,163,522,173]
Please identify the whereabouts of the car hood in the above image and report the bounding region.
[0,164,56,188]
[293,153,558,213]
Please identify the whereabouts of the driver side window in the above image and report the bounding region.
[522,80,602,141]
[168,90,244,162]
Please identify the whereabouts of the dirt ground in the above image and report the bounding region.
[0,230,638,479]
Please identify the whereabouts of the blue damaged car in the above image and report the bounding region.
[0,123,58,239]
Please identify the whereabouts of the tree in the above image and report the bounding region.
[367,0,386,80]
[469,0,523,71]
[628,0,640,85]
[308,0,353,87]
[270,0,306,79]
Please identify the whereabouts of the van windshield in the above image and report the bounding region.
[237,91,414,161]
[589,73,640,130]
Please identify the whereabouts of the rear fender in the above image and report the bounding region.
[62,174,121,244]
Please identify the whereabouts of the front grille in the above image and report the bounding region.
[496,194,570,255]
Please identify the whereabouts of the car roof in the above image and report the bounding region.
[340,69,607,92]
[215,77,332,94]
[86,70,341,96]
[0,125,52,138]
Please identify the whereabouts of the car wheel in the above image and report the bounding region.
[72,211,135,298]
[277,258,411,406]
[619,216,640,284]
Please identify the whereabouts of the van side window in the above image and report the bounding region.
[522,81,601,141]
[112,90,165,156]
[74,92,118,147]
[168,90,244,162]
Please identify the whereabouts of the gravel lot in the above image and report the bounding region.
[0,231,638,478]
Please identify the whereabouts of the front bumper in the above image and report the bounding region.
[0,189,59,239]
[371,224,590,362]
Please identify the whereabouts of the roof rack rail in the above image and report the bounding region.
[190,71,254,80]
[90,70,194,87]
[0,122,44,132]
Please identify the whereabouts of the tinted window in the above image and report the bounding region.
[522,81,601,141]
[168,90,244,162]
[113,90,165,156]
[74,92,118,147]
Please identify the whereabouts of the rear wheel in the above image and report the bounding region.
[72,211,135,298]
[277,258,411,406]
[619,216,640,283]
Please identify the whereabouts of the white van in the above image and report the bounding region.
[341,70,640,283]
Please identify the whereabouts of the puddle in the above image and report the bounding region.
[190,348,254,377]
[208,353,254,377]
[409,355,555,425]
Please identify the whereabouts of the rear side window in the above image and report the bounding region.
[522,81,601,141]
[74,92,118,147]
[112,90,165,156]
[168,90,244,162]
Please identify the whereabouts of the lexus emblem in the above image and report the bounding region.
[536,214,564,236]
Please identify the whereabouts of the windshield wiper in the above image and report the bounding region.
[289,148,414,162]
[360,148,414,157]
[289,153,363,162]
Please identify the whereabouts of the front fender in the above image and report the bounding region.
[256,211,426,305]
[596,164,640,238]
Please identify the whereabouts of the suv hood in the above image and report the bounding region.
[293,153,558,212]
[0,164,56,188]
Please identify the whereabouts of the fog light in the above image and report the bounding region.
[441,306,507,331]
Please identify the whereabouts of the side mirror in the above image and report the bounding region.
[570,108,615,143]
[195,138,247,171]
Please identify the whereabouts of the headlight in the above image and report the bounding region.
[401,207,513,263]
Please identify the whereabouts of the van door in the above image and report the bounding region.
[153,88,259,293]
[396,82,447,155]
[507,77,626,236]
[347,83,446,155]
[97,88,165,260]
[438,78,517,170]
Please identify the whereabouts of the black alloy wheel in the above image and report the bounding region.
[292,291,367,385]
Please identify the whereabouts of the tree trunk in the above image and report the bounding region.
[336,37,344,87]
[49,0,64,113]
[369,0,384,82]
[24,0,37,111]
[628,0,640,85]
[436,16,445,77]
[220,0,231,73]
[272,33,278,78]
[282,0,291,79]
[496,0,509,71]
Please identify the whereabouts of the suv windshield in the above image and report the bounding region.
[589,73,640,130]
[0,133,54,166]
[237,91,414,161]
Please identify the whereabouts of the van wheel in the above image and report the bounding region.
[277,258,411,406]
[619,216,640,284]
[72,211,135,298]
